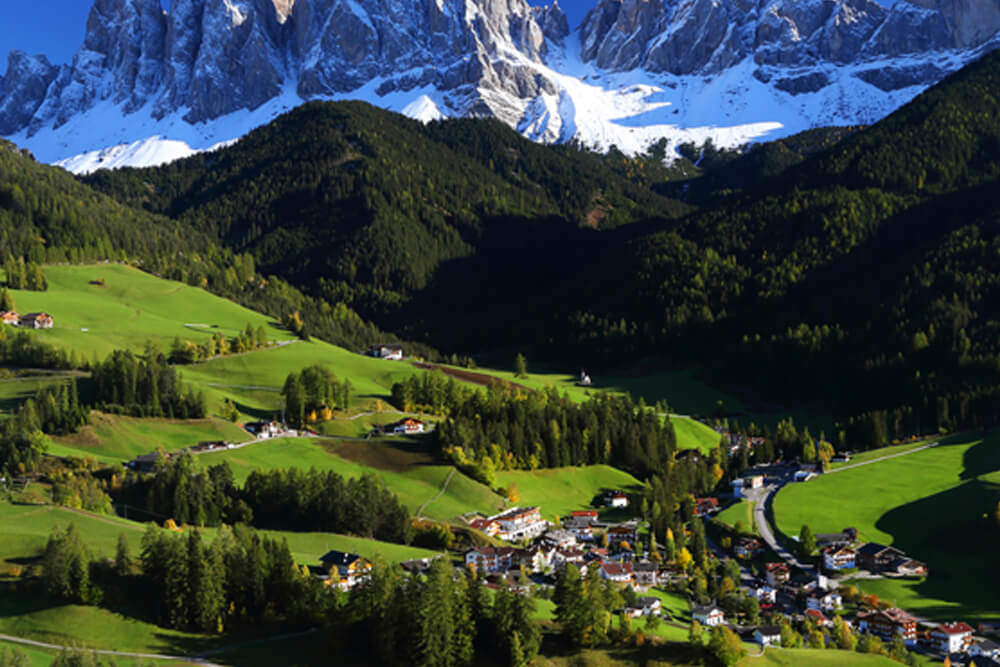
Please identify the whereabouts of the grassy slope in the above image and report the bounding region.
[773,432,1000,622]
[47,413,252,464]
[194,437,503,522]
[741,649,909,666]
[9,265,295,359]
[493,466,643,520]
[180,340,423,414]
[0,500,438,573]
[828,440,934,470]
[716,500,757,535]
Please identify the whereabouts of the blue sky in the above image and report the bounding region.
[1,1,592,68]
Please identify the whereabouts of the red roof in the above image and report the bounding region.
[936,622,974,635]
[805,609,829,622]
[600,562,635,577]
[572,510,599,517]
[766,562,789,572]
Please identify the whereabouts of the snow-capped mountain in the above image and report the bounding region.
[2,0,998,172]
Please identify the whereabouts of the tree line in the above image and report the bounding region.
[90,347,205,418]
[115,453,413,545]
[281,365,352,427]
[340,557,540,667]
[431,383,677,480]
[39,522,328,633]
[168,323,271,364]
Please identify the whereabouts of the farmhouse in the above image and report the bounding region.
[749,584,776,604]
[929,622,974,654]
[732,475,764,498]
[734,536,764,559]
[628,596,662,617]
[606,521,639,546]
[890,557,928,576]
[633,561,659,587]
[563,517,595,541]
[598,561,634,584]
[806,589,842,613]
[694,497,720,517]
[765,562,790,587]
[552,547,586,570]
[970,639,1000,661]
[129,451,165,472]
[605,491,629,508]
[20,312,53,329]
[816,527,858,548]
[0,311,19,325]
[805,609,832,627]
[541,529,577,549]
[320,551,372,590]
[391,418,425,435]
[691,604,725,627]
[822,545,857,571]
[856,608,918,645]
[245,420,281,438]
[754,626,782,647]
[369,344,403,360]
[857,543,906,572]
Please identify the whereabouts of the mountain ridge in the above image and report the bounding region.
[2,0,998,170]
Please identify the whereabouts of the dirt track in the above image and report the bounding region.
[412,363,533,393]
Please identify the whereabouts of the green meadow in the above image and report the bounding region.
[493,465,643,520]
[7,264,295,359]
[194,437,504,522]
[715,500,756,535]
[773,432,1000,622]
[46,413,251,464]
[741,648,915,666]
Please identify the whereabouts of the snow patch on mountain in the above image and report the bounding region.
[402,95,447,123]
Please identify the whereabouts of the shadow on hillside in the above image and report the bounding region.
[232,399,281,421]
[873,475,1000,621]
[960,430,1000,480]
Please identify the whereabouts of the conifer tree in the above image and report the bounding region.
[115,532,131,577]
[0,288,14,312]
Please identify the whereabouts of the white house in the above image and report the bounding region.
[930,622,974,654]
[391,418,425,434]
[822,546,857,571]
[630,596,662,617]
[370,344,403,360]
[692,604,725,627]
[606,491,629,508]
[806,590,843,613]
[598,562,634,584]
[750,585,777,604]
[492,507,547,542]
[542,529,577,549]
[754,626,782,647]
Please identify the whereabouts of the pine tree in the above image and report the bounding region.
[115,532,131,577]
[799,524,817,556]
[514,353,527,378]
[0,288,14,312]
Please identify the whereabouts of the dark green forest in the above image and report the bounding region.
[10,49,1000,441]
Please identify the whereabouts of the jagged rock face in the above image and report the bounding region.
[580,0,1000,77]
[0,52,59,135]
[2,0,567,133]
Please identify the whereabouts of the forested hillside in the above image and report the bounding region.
[72,49,1000,444]
[84,102,690,322]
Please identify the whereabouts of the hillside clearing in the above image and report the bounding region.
[773,432,1000,622]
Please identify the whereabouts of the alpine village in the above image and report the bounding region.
[0,1,999,666]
